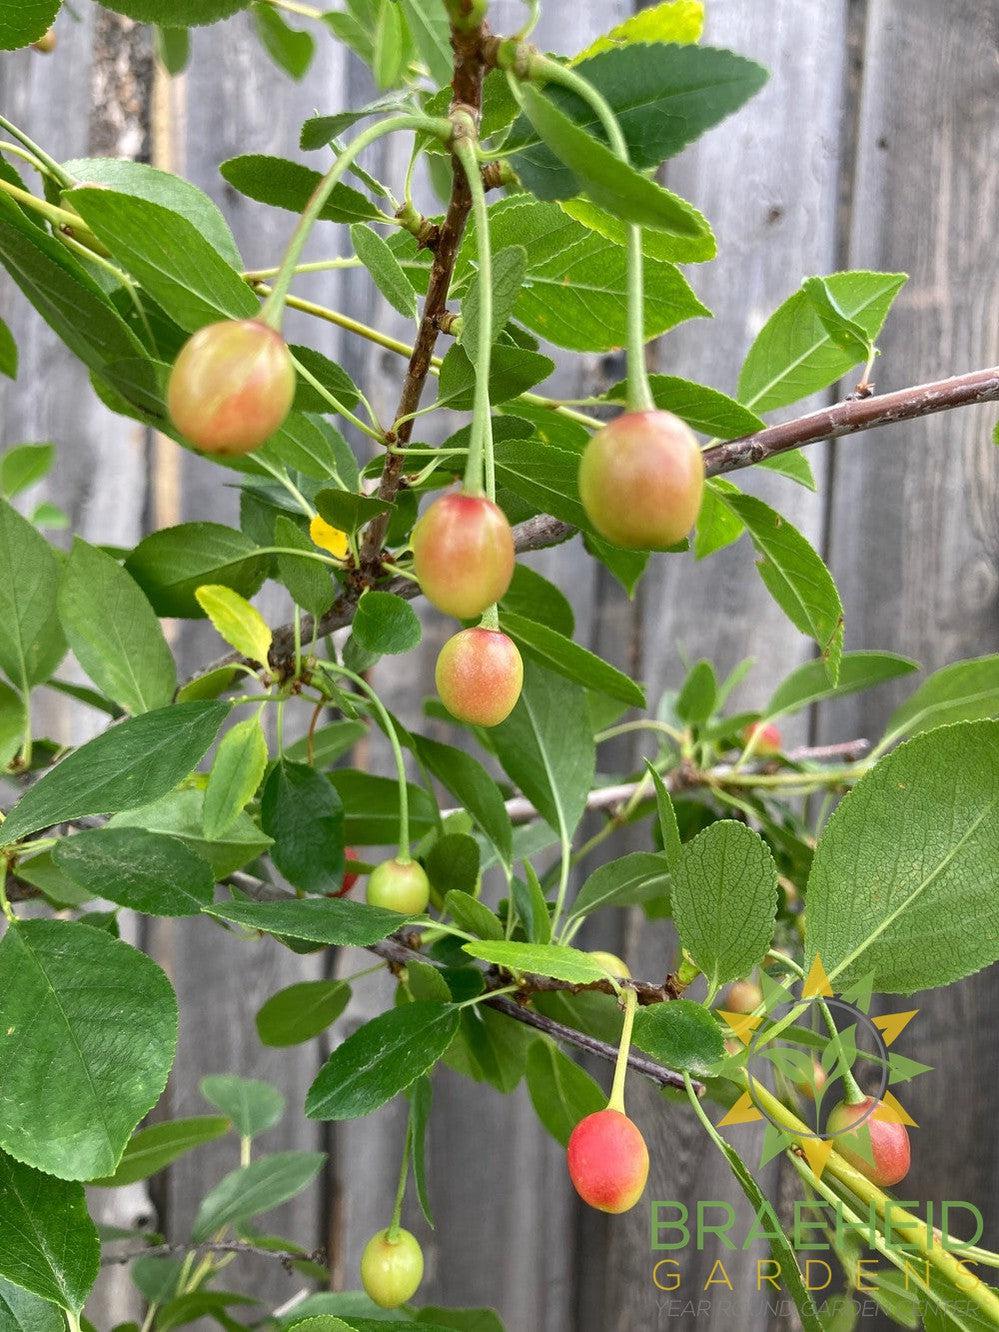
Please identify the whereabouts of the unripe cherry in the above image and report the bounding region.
[724,980,763,1015]
[567,1108,650,1213]
[435,627,523,728]
[579,410,704,549]
[743,721,782,756]
[411,492,515,619]
[330,847,360,899]
[360,1227,424,1309]
[366,857,430,915]
[590,950,631,979]
[826,1096,911,1187]
[167,318,295,455]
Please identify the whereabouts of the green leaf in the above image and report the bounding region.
[445,1004,531,1093]
[261,759,345,895]
[126,523,268,618]
[671,821,778,995]
[525,1040,605,1146]
[0,920,178,1180]
[801,276,873,360]
[499,610,644,707]
[416,1312,505,1332]
[515,82,713,241]
[200,1075,284,1139]
[65,187,257,332]
[154,1290,259,1331]
[315,487,393,535]
[0,1153,98,1312]
[155,24,191,75]
[110,787,269,879]
[648,766,682,869]
[372,0,405,87]
[722,492,843,684]
[262,412,358,483]
[274,516,335,619]
[192,1152,324,1242]
[252,2,315,79]
[676,659,717,724]
[632,999,724,1076]
[290,345,361,415]
[206,896,410,947]
[58,538,176,713]
[0,681,24,770]
[445,890,503,942]
[285,719,367,767]
[0,1276,65,1331]
[203,715,269,840]
[219,155,380,225]
[256,980,351,1048]
[408,1076,433,1228]
[574,1,703,59]
[398,0,451,84]
[0,442,53,497]
[805,721,999,992]
[411,734,512,867]
[300,94,412,150]
[460,245,528,353]
[738,271,907,412]
[436,343,555,411]
[353,591,421,655]
[500,561,574,636]
[330,770,437,844]
[306,1002,460,1120]
[458,197,708,353]
[603,374,764,438]
[426,835,480,899]
[0,701,227,847]
[350,222,417,320]
[0,0,59,48]
[195,584,272,664]
[490,660,595,840]
[462,940,614,984]
[63,157,240,269]
[53,827,214,916]
[99,0,250,23]
[0,496,65,690]
[0,315,17,379]
[568,851,671,922]
[767,651,918,721]
[90,1116,229,1188]
[883,656,999,743]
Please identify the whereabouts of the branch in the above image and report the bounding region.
[204,364,996,677]
[101,1238,321,1268]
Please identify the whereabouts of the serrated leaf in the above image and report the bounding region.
[0,0,60,48]
[330,770,437,844]
[260,759,345,895]
[460,245,528,353]
[462,940,614,984]
[500,610,644,707]
[315,487,393,534]
[372,0,405,88]
[203,714,269,839]
[90,1116,229,1188]
[411,734,512,867]
[525,1040,604,1146]
[156,24,191,76]
[0,921,178,1180]
[306,1002,460,1120]
[603,374,764,438]
[0,496,65,690]
[574,1,703,59]
[398,0,451,83]
[567,851,671,921]
[220,155,379,225]
[192,1152,324,1242]
[0,701,227,847]
[676,659,717,724]
[437,342,555,410]
[883,656,999,744]
[408,1076,434,1228]
[500,562,574,636]
[126,522,268,618]
[648,766,682,869]
[195,584,272,664]
[206,896,409,946]
[805,722,999,993]
[53,826,214,916]
[801,276,872,359]
[767,651,918,721]
[59,538,175,713]
[110,787,269,879]
[633,999,725,1077]
[0,441,53,497]
[252,2,315,79]
[0,1275,65,1331]
[0,315,17,379]
[671,821,778,995]
[445,889,503,942]
[200,1075,284,1139]
[0,1154,98,1312]
[256,980,351,1048]
[353,590,421,655]
[350,222,417,319]
[100,0,250,22]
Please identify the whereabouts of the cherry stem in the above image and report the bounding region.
[260,113,452,331]
[451,124,493,499]
[607,986,638,1114]
[525,55,655,413]
[817,996,865,1105]
[316,661,411,858]
[386,1111,413,1241]
[0,115,74,189]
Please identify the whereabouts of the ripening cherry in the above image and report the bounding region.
[743,721,782,756]
[590,950,631,979]
[360,1228,424,1309]
[826,1096,911,1187]
[411,492,515,619]
[578,410,705,549]
[32,27,57,52]
[167,318,295,455]
[435,627,523,728]
[568,1108,650,1214]
[724,980,763,1015]
[366,857,430,915]
[329,847,360,899]
[795,1059,828,1102]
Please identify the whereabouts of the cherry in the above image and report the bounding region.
[796,1060,828,1102]
[567,1108,650,1214]
[724,980,763,1015]
[590,950,631,979]
[32,27,57,52]
[167,319,295,455]
[826,1096,911,1187]
[366,857,430,915]
[330,847,360,899]
[435,627,523,728]
[360,1227,424,1309]
[411,492,515,620]
[578,410,704,550]
[743,721,782,756]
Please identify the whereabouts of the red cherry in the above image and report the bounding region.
[743,721,782,756]
[827,1096,911,1187]
[167,319,295,455]
[567,1108,650,1214]
[330,847,360,899]
[411,492,515,619]
[360,1228,424,1309]
[578,410,704,549]
[435,628,523,728]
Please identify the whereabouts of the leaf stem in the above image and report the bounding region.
[608,987,638,1113]
[260,114,452,329]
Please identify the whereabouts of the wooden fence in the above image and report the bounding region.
[1,1,997,1328]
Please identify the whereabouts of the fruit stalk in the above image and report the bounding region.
[608,985,638,1114]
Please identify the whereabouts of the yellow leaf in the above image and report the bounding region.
[573,0,704,63]
[310,515,349,559]
[195,584,273,664]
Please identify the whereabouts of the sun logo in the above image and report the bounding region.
[710,954,929,1178]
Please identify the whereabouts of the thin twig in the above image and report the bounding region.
[101,1238,323,1268]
